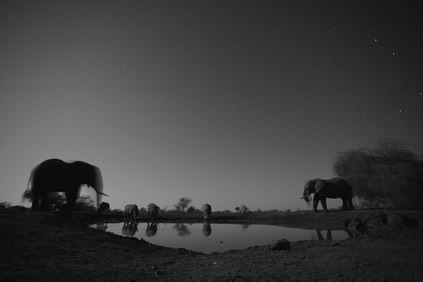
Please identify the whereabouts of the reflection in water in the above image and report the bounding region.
[316,228,333,241]
[202,221,212,237]
[241,224,250,231]
[95,222,107,232]
[94,222,352,254]
[122,221,138,237]
[145,222,158,237]
[173,222,191,237]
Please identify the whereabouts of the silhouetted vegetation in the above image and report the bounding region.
[174,197,192,212]
[22,190,65,209]
[22,190,96,212]
[334,139,423,209]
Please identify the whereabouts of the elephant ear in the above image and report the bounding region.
[314,179,326,194]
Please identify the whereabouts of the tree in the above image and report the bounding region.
[186,206,196,214]
[174,197,192,212]
[240,204,250,213]
[75,196,95,212]
[0,202,11,209]
[333,139,423,209]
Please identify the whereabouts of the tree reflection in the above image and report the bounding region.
[241,224,250,231]
[173,222,191,237]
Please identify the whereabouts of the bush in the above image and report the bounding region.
[333,139,423,209]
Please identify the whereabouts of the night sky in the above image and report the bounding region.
[1,0,422,212]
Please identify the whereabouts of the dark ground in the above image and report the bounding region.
[1,208,422,281]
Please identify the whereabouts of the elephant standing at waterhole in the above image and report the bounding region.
[302,178,354,212]
[124,204,139,221]
[202,203,212,221]
[26,158,107,215]
[147,203,159,223]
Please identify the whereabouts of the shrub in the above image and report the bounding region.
[333,139,423,209]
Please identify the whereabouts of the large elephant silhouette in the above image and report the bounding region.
[302,178,354,212]
[124,204,139,221]
[26,158,106,214]
[202,203,212,221]
[147,203,159,223]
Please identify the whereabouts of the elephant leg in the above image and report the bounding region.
[320,197,328,212]
[316,229,324,240]
[65,189,78,214]
[40,192,49,211]
[327,229,332,240]
[348,199,354,210]
[313,197,320,212]
[341,199,348,210]
[32,192,40,211]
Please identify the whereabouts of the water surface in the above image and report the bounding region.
[93,222,349,254]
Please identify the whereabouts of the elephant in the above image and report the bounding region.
[26,158,106,214]
[302,177,354,213]
[147,203,159,223]
[98,202,110,213]
[122,221,138,237]
[124,204,139,221]
[202,203,212,221]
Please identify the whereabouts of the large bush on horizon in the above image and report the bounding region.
[333,139,423,209]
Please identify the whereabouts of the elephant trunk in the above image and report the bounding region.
[94,167,104,209]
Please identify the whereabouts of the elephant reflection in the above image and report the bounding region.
[315,228,333,241]
[302,178,354,213]
[122,221,138,237]
[26,158,106,215]
[96,222,108,232]
[173,223,191,237]
[241,224,250,231]
[315,228,361,241]
[124,204,139,221]
[202,221,212,237]
[145,222,158,237]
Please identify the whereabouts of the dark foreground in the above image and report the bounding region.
[1,209,423,281]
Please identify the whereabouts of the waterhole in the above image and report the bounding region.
[92,222,349,254]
